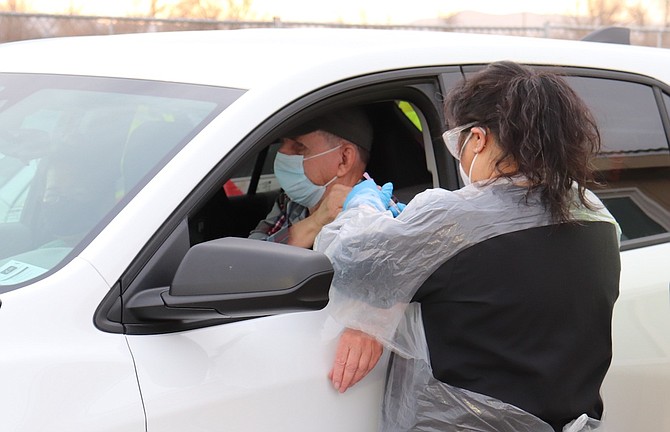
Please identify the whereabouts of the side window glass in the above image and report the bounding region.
[226,142,281,196]
[188,144,281,245]
[439,70,465,128]
[566,77,670,245]
[0,74,238,289]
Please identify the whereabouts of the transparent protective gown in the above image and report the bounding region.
[314,178,618,432]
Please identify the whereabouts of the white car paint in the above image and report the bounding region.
[602,243,670,431]
[128,311,388,431]
[0,258,144,431]
[2,29,669,92]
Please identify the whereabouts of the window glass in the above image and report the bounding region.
[0,73,242,289]
[226,142,281,195]
[600,196,666,240]
[566,77,667,155]
[566,77,670,244]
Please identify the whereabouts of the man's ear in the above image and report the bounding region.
[337,142,357,176]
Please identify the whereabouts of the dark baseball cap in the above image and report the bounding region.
[286,107,373,152]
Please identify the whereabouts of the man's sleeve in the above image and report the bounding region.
[248,193,292,243]
[248,200,282,241]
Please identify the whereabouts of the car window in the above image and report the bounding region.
[565,76,670,246]
[187,98,436,247]
[227,141,281,195]
[0,73,242,289]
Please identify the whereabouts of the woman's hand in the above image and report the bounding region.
[329,328,383,393]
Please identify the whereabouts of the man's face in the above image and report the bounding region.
[278,131,342,186]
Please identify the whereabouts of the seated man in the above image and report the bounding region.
[250,106,403,391]
[249,107,374,248]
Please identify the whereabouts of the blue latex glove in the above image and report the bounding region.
[344,179,406,217]
[390,202,407,218]
[343,179,386,212]
[379,182,404,217]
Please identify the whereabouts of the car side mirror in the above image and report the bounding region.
[122,237,333,333]
[163,237,333,317]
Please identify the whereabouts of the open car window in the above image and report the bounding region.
[187,97,438,249]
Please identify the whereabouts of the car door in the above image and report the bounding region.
[564,72,670,432]
[97,72,447,431]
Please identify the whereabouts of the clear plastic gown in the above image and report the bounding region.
[314,178,618,432]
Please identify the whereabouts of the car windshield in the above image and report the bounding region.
[0,73,242,289]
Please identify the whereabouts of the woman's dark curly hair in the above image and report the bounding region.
[445,61,601,223]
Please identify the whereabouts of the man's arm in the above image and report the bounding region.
[248,193,287,241]
[285,184,352,248]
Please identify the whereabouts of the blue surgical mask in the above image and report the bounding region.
[273,145,340,208]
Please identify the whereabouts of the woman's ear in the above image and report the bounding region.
[471,127,488,153]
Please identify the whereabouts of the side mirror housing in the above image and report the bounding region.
[164,237,333,317]
[123,237,333,334]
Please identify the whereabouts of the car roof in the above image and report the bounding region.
[1,28,669,90]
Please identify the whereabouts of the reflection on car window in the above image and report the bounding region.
[567,77,670,246]
[0,73,242,289]
[225,141,281,196]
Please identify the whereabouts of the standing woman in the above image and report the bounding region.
[315,61,621,431]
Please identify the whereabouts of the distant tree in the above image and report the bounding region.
[168,0,222,19]
[64,0,82,15]
[151,0,166,16]
[627,2,648,26]
[136,0,169,18]
[573,0,649,26]
[167,0,254,20]
[0,0,29,12]
[577,0,626,25]
[224,0,254,20]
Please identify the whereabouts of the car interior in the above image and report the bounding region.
[187,99,436,246]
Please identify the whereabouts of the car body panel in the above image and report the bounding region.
[127,310,388,431]
[2,29,669,91]
[0,258,144,431]
[602,243,670,431]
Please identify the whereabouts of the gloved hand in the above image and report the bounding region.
[390,202,407,217]
[379,182,406,217]
[343,179,386,212]
[344,179,406,217]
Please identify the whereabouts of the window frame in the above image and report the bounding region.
[106,68,447,335]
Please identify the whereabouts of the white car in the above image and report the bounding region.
[0,28,669,431]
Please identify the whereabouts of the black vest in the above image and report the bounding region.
[414,221,620,431]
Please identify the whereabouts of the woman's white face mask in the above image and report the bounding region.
[443,122,484,186]
[273,145,341,208]
[458,131,477,186]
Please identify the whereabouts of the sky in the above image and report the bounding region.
[12,0,668,25]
